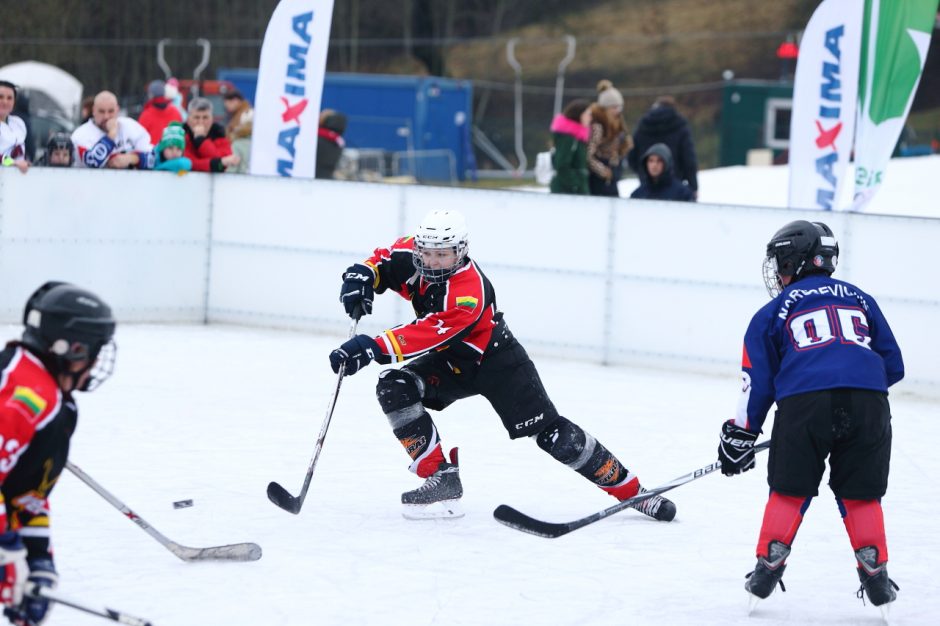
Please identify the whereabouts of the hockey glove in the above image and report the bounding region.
[9,558,57,625]
[0,532,27,607]
[339,263,375,320]
[718,421,759,476]
[329,334,385,375]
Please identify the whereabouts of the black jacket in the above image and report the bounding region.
[630,143,695,202]
[316,112,347,180]
[627,105,699,192]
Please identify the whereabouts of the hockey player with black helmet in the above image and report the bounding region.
[329,210,676,521]
[0,281,116,624]
[717,221,904,616]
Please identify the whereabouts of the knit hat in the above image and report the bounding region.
[157,122,186,154]
[147,79,165,99]
[597,84,624,109]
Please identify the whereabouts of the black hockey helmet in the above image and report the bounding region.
[46,132,74,166]
[21,281,117,391]
[762,220,839,297]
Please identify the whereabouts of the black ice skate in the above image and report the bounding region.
[629,486,677,522]
[855,546,899,615]
[401,447,464,520]
[745,540,790,612]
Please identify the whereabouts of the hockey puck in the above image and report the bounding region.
[172,499,194,509]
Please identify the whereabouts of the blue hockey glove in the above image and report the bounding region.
[11,558,57,625]
[339,264,375,320]
[329,334,384,375]
[718,421,759,476]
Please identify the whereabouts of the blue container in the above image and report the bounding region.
[217,69,476,181]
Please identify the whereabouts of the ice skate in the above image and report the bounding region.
[745,540,789,612]
[629,486,677,522]
[855,546,898,620]
[402,447,464,520]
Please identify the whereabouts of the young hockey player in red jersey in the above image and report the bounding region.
[329,209,676,521]
[0,282,116,625]
[717,221,903,615]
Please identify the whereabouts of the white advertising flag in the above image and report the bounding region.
[852,0,939,211]
[787,0,863,211]
[249,0,335,177]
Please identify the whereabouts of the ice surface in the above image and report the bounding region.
[10,323,935,626]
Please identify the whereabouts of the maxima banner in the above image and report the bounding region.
[787,0,863,211]
[250,0,335,177]
[852,0,939,211]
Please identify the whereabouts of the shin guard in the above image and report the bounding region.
[535,417,638,498]
[756,491,810,559]
[839,498,889,565]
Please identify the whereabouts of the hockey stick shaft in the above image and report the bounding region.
[25,582,154,626]
[66,460,262,561]
[494,440,771,538]
[267,317,359,514]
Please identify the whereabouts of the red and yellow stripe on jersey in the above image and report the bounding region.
[363,236,498,363]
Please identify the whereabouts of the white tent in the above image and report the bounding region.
[0,61,83,120]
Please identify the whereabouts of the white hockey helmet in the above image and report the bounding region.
[412,210,469,284]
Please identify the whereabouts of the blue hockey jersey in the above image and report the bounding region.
[734,274,904,432]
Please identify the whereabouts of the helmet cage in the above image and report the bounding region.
[411,210,469,284]
[762,221,839,297]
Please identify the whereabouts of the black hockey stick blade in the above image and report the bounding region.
[267,481,303,514]
[495,440,771,538]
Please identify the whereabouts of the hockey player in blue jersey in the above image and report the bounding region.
[716,220,904,613]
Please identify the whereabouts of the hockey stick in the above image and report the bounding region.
[66,461,262,562]
[267,317,359,514]
[11,582,155,626]
[494,440,771,538]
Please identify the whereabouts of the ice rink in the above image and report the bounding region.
[12,322,937,626]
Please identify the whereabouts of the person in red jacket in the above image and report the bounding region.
[183,97,240,173]
[137,80,183,146]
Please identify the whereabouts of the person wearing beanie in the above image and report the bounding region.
[154,122,192,172]
[138,78,183,145]
[587,80,633,197]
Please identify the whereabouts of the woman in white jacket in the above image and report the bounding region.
[0,80,29,173]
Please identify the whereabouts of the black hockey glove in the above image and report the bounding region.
[10,557,57,626]
[718,421,759,476]
[339,264,375,320]
[329,334,385,375]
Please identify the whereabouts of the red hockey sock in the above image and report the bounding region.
[601,475,640,501]
[756,492,810,558]
[840,498,888,563]
[412,443,446,478]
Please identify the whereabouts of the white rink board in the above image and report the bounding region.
[1,168,937,391]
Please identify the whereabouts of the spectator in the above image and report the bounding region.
[549,99,592,195]
[154,122,192,173]
[164,78,186,121]
[0,80,29,173]
[35,132,74,167]
[587,80,632,197]
[71,91,153,169]
[316,109,347,180]
[183,97,239,173]
[12,90,35,163]
[629,143,694,202]
[223,90,253,174]
[79,96,94,124]
[138,79,183,145]
[223,90,252,141]
[628,95,699,197]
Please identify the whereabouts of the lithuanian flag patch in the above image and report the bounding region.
[455,296,478,309]
[10,386,47,417]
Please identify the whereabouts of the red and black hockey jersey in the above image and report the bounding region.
[363,236,501,364]
[0,343,76,561]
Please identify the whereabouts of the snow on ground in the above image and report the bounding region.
[13,323,937,626]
